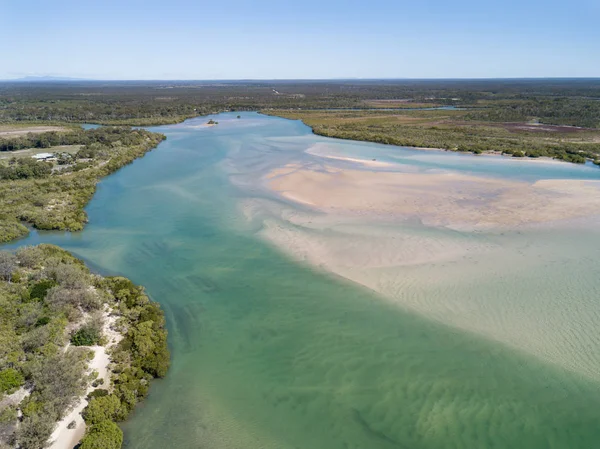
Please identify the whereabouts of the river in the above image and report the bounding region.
[6,112,600,449]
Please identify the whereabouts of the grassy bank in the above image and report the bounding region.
[0,244,169,449]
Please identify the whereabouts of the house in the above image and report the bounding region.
[32,153,56,161]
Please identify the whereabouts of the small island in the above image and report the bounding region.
[0,245,170,449]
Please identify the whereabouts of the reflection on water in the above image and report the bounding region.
[6,113,600,449]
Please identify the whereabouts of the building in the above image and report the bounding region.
[31,153,56,161]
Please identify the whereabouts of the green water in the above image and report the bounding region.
[7,113,600,448]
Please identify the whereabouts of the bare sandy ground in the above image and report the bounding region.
[267,164,600,230]
[48,311,122,449]
[0,125,69,137]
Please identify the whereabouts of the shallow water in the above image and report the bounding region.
[6,112,600,448]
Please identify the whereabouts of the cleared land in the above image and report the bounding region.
[0,145,81,160]
[0,125,71,137]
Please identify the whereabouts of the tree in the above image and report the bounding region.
[79,420,123,449]
[0,368,24,393]
[83,394,124,425]
[14,414,55,449]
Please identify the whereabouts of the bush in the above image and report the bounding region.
[80,420,123,449]
[14,414,55,449]
[0,368,24,393]
[16,246,44,269]
[0,252,16,282]
[35,317,50,327]
[29,279,57,301]
[71,326,101,346]
[83,395,124,425]
[87,389,109,400]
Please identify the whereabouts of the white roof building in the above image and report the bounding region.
[32,153,55,160]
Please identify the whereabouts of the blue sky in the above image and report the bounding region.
[2,0,599,79]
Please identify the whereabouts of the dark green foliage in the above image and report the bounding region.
[0,368,24,393]
[83,394,124,425]
[71,326,100,346]
[87,389,109,400]
[0,158,52,180]
[34,317,50,327]
[28,279,57,301]
[79,420,123,449]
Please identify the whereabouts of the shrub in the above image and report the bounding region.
[16,246,44,269]
[71,326,101,346]
[83,395,124,425]
[14,414,55,449]
[87,389,109,400]
[0,368,24,393]
[29,279,57,301]
[0,252,16,282]
[79,420,123,449]
[35,317,50,327]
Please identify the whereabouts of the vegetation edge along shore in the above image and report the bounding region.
[0,244,170,449]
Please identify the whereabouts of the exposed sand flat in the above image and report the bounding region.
[0,125,69,137]
[268,164,600,230]
[250,157,600,380]
[305,146,396,167]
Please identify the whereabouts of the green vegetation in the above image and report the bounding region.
[0,126,165,243]
[266,109,600,164]
[2,79,600,166]
[0,244,169,449]
[80,420,123,449]
[2,79,600,127]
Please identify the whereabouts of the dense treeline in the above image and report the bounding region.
[465,98,600,128]
[0,245,169,449]
[0,126,160,152]
[2,79,600,127]
[0,127,165,242]
[268,110,600,165]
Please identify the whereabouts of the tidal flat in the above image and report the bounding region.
[6,112,600,449]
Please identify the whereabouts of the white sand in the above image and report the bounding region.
[48,312,122,449]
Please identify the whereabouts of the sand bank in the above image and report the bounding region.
[267,163,600,230]
[250,158,600,379]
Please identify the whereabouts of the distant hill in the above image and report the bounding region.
[10,76,90,82]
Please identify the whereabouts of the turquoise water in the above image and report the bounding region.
[6,113,600,448]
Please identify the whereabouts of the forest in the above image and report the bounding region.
[1,79,600,127]
[0,245,169,449]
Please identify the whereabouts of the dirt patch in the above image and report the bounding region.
[0,126,70,137]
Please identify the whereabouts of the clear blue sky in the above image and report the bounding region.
[2,0,599,79]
